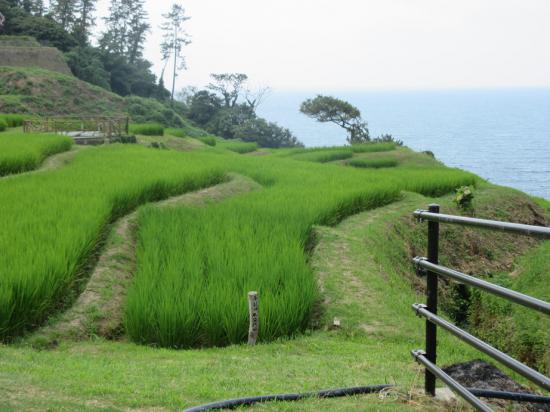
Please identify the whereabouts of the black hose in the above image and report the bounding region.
[468,389,550,404]
[182,384,394,412]
[182,385,550,411]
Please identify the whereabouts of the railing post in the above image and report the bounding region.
[425,203,440,396]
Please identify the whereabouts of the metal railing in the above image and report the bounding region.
[411,204,550,411]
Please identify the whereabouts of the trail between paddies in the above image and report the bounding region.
[28,173,262,345]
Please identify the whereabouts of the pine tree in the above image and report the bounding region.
[127,0,150,64]
[50,0,77,31]
[160,3,191,103]
[100,0,149,61]
[73,0,97,46]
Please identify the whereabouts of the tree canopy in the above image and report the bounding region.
[300,95,370,144]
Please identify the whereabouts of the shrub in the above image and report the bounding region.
[0,119,6,132]
[198,136,217,146]
[372,134,404,146]
[347,158,398,169]
[129,123,164,136]
[0,114,26,127]
[454,186,474,211]
[233,118,303,148]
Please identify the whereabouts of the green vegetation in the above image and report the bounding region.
[347,157,398,169]
[351,142,396,153]
[0,118,6,132]
[0,113,26,127]
[292,149,353,163]
[0,131,72,176]
[0,145,225,339]
[129,123,164,136]
[217,139,258,153]
[198,135,216,146]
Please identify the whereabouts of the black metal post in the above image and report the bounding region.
[425,204,439,396]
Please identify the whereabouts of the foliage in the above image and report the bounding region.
[0,113,26,127]
[160,3,190,102]
[454,185,474,211]
[187,90,222,125]
[0,118,7,131]
[347,158,398,169]
[217,139,257,153]
[232,118,303,148]
[0,130,72,176]
[65,46,111,90]
[373,133,404,146]
[126,96,184,127]
[204,104,255,140]
[300,95,370,144]
[207,73,248,108]
[198,136,216,146]
[129,123,164,136]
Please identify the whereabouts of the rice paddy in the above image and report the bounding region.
[217,139,258,153]
[0,135,478,347]
[347,157,399,168]
[0,131,72,176]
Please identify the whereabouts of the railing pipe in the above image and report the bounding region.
[413,258,550,315]
[414,210,550,239]
[413,304,550,391]
[411,350,494,412]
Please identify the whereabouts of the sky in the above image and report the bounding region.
[93,0,550,92]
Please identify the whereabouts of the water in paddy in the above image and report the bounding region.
[258,89,550,200]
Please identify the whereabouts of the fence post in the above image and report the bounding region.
[248,291,259,345]
[425,203,440,396]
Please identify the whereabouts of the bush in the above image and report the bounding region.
[217,140,258,154]
[347,158,398,169]
[372,134,404,146]
[129,123,164,136]
[233,118,303,148]
[0,119,7,132]
[454,186,474,211]
[0,114,26,127]
[198,136,217,146]
[126,96,184,128]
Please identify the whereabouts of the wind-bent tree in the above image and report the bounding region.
[300,95,370,144]
[207,73,248,108]
[160,3,191,103]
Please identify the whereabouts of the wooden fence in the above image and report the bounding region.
[23,116,129,138]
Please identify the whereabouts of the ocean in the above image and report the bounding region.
[258,89,550,200]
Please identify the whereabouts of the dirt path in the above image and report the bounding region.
[28,174,262,345]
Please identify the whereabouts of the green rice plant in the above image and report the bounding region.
[0,145,225,340]
[347,157,398,169]
[125,154,478,348]
[0,114,26,127]
[351,142,396,153]
[291,148,353,163]
[198,136,217,146]
[0,131,72,176]
[129,123,164,136]
[0,119,6,132]
[218,140,257,153]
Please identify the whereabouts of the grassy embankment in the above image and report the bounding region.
[0,136,547,411]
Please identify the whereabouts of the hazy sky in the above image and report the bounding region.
[94,0,550,92]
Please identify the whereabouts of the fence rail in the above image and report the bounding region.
[23,116,129,137]
[411,204,550,411]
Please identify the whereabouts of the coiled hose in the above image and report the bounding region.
[182,384,550,411]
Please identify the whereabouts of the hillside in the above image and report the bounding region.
[0,66,127,116]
